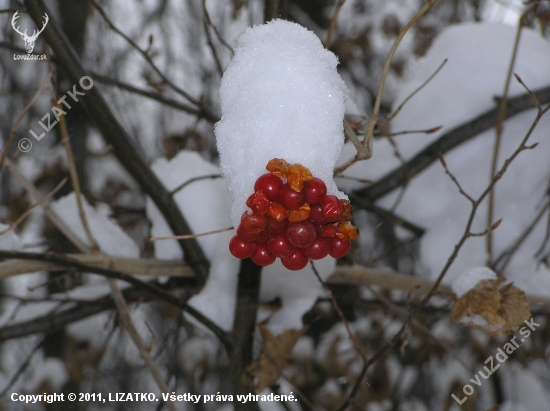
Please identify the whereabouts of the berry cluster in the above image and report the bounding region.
[229,159,358,271]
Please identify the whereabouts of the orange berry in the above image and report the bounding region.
[268,202,289,222]
[287,163,313,192]
[336,222,359,241]
[340,199,353,222]
[288,203,311,222]
[266,158,290,179]
[241,212,269,233]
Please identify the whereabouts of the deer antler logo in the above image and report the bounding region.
[11,11,49,54]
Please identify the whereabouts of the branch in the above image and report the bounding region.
[231,258,262,411]
[355,84,550,201]
[24,0,210,284]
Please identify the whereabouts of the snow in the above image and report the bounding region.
[336,22,550,295]
[50,192,140,258]
[215,19,349,228]
[0,223,22,251]
[451,266,497,297]
[147,150,232,261]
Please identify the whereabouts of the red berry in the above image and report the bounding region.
[257,230,269,243]
[237,225,262,242]
[286,220,316,248]
[251,242,276,266]
[246,191,270,215]
[281,250,309,271]
[303,237,332,260]
[329,237,351,259]
[254,173,283,201]
[278,184,305,210]
[229,235,256,259]
[241,212,269,233]
[304,178,327,204]
[309,204,326,225]
[267,218,288,234]
[320,195,343,223]
[267,233,296,258]
[317,224,338,237]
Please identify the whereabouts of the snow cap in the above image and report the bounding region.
[452,266,497,297]
[216,19,349,228]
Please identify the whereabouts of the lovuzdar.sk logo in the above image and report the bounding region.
[11,10,48,60]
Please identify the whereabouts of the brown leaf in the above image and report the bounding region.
[246,324,303,391]
[451,278,531,335]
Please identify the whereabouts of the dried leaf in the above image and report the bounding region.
[246,324,303,391]
[451,278,531,335]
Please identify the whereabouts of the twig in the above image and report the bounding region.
[0,72,52,172]
[202,0,224,77]
[495,199,550,271]
[108,279,178,411]
[355,85,550,201]
[150,226,233,241]
[88,0,200,107]
[202,0,234,55]
[0,337,45,397]
[374,125,442,137]
[325,0,346,49]
[0,177,67,236]
[0,255,192,279]
[361,1,437,149]
[487,19,523,263]
[310,261,366,360]
[378,58,447,129]
[0,250,232,351]
[170,173,222,195]
[4,158,89,252]
[90,72,219,122]
[438,154,474,203]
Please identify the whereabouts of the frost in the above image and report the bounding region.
[215,19,349,228]
[451,266,497,297]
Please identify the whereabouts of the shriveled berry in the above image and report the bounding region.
[281,250,309,271]
[336,222,359,241]
[288,203,311,222]
[287,163,313,192]
[286,220,316,248]
[251,243,276,266]
[303,236,332,260]
[246,190,270,215]
[254,173,283,202]
[237,225,262,242]
[241,212,269,233]
[278,184,305,210]
[329,237,351,259]
[268,202,288,222]
[340,199,353,222]
[320,195,343,223]
[304,177,327,204]
[316,224,338,237]
[309,204,325,225]
[266,158,290,178]
[267,217,288,234]
[229,235,256,259]
[267,233,296,258]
